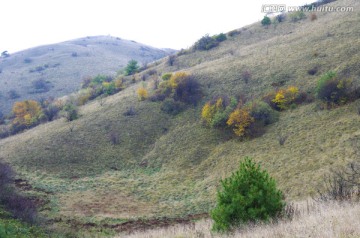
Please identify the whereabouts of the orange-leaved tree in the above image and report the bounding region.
[12,100,43,127]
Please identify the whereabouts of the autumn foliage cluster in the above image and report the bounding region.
[79,74,125,105]
[146,72,202,115]
[201,85,303,137]
[12,100,44,127]
[270,86,300,110]
[201,95,279,137]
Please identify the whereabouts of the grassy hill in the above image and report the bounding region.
[0,0,359,236]
[0,35,175,114]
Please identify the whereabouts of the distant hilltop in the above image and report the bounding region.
[0,35,176,114]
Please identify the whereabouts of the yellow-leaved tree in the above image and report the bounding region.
[227,108,254,137]
[137,87,148,101]
[201,102,216,125]
[12,100,43,127]
[272,86,299,110]
[169,72,189,89]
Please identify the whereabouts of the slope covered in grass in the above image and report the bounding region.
[0,0,359,235]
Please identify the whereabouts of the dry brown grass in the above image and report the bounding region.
[122,200,360,238]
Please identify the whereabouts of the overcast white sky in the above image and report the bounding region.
[1,0,310,53]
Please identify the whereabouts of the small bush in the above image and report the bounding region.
[271,86,300,111]
[23,58,32,64]
[211,157,285,232]
[0,110,4,124]
[307,66,318,75]
[31,79,50,93]
[317,162,360,202]
[43,103,60,121]
[275,13,286,23]
[310,13,317,21]
[278,134,288,146]
[62,103,78,121]
[213,33,227,42]
[227,29,240,37]
[137,87,148,101]
[162,73,172,81]
[172,73,202,105]
[289,11,306,22]
[7,90,20,99]
[108,131,120,145]
[150,72,201,106]
[193,34,219,51]
[248,100,279,126]
[316,71,352,106]
[160,98,184,115]
[261,16,271,27]
[123,106,136,116]
[242,70,251,84]
[77,90,92,105]
[167,55,176,66]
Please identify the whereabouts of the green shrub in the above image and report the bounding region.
[193,34,219,51]
[289,11,306,22]
[162,73,172,81]
[213,33,227,42]
[248,101,279,126]
[160,98,184,115]
[62,103,78,121]
[261,16,271,27]
[211,157,285,232]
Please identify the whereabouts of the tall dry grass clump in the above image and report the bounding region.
[121,200,360,238]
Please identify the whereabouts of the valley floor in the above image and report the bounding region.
[120,200,360,238]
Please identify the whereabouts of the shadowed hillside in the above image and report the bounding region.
[0,0,359,236]
[0,35,175,114]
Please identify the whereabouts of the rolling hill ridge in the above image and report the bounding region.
[0,35,175,114]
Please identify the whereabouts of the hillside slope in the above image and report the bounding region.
[0,35,175,114]
[0,0,359,235]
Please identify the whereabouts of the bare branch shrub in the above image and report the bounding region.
[316,162,360,202]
